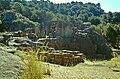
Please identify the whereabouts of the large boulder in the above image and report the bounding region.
[37,21,112,58]
[0,48,24,79]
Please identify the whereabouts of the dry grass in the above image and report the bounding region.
[21,54,43,79]
[15,47,51,79]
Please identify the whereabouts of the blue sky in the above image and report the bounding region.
[47,0,120,12]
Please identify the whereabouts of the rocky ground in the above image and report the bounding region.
[0,30,113,79]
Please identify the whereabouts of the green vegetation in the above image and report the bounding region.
[0,0,120,79]
[95,23,120,48]
[0,0,120,48]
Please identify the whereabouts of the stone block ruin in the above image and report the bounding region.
[17,47,85,66]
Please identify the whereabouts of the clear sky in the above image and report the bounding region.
[47,0,120,12]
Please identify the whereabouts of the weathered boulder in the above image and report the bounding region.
[0,49,24,79]
[37,21,112,58]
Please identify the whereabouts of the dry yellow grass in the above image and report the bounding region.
[21,54,43,79]
[17,47,51,79]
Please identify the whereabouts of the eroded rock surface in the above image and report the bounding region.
[0,21,112,58]
[0,49,24,79]
[36,21,112,58]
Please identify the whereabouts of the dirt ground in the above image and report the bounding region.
[44,59,120,79]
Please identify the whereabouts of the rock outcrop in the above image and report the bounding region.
[0,32,43,47]
[0,45,24,79]
[36,21,112,58]
[0,20,112,58]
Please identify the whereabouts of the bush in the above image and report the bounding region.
[20,47,51,79]
[21,54,43,79]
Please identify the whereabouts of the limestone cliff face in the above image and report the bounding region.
[35,21,75,38]
[35,21,112,58]
[1,20,112,58]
